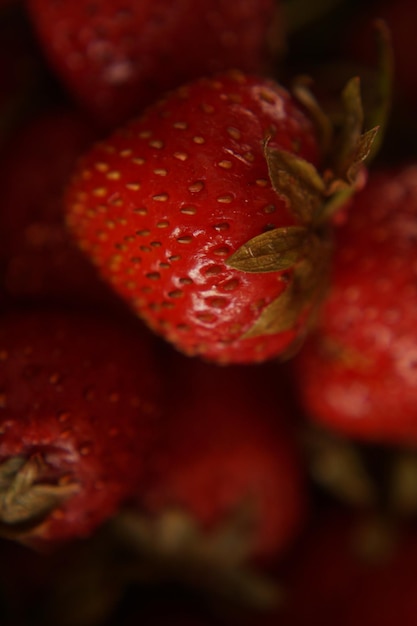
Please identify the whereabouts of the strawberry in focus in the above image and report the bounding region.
[292,164,417,444]
[65,70,327,364]
[26,0,281,130]
[0,308,161,549]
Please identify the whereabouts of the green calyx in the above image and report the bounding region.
[226,71,382,346]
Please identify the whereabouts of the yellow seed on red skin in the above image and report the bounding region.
[227,127,241,140]
[153,193,169,202]
[93,187,107,197]
[126,182,141,191]
[149,139,164,149]
[200,103,215,114]
[168,290,183,298]
[174,151,189,161]
[217,195,233,203]
[188,181,204,193]
[95,162,109,172]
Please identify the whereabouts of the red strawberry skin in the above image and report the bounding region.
[65,71,320,364]
[293,165,417,444]
[0,308,161,547]
[138,352,307,564]
[0,108,121,308]
[26,0,281,129]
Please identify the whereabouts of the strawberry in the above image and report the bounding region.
[121,352,307,576]
[66,70,376,364]
[292,164,417,444]
[26,0,281,130]
[0,107,122,308]
[0,307,161,549]
[65,70,329,364]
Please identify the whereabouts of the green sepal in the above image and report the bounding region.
[264,141,325,224]
[363,19,394,162]
[242,234,331,339]
[292,75,334,157]
[226,225,310,273]
[332,76,364,179]
[345,125,380,184]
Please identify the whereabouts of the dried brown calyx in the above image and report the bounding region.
[227,22,392,351]
[0,455,79,540]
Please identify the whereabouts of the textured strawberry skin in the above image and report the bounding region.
[26,0,280,129]
[0,308,160,547]
[138,352,307,564]
[293,165,417,443]
[65,71,320,364]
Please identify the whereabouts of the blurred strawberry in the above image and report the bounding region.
[115,351,306,609]
[0,107,122,309]
[292,164,417,444]
[0,307,161,549]
[26,0,283,129]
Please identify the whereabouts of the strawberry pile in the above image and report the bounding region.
[1,0,417,624]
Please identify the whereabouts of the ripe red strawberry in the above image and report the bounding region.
[292,164,417,443]
[26,0,281,129]
[0,107,123,308]
[126,352,307,572]
[0,307,161,549]
[65,70,330,364]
